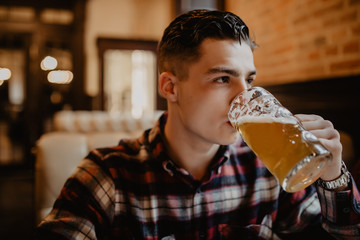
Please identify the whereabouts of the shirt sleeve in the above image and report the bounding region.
[315,175,360,238]
[35,152,116,240]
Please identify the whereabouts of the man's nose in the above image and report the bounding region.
[230,80,249,102]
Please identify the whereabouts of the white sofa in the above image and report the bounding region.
[34,110,162,224]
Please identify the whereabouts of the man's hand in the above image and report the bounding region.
[295,114,343,181]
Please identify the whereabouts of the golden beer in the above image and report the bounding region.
[228,87,332,192]
[234,116,331,192]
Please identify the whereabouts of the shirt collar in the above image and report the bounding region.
[145,112,230,176]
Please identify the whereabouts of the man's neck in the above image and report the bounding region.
[163,114,220,180]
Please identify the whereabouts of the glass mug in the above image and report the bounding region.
[228,87,332,192]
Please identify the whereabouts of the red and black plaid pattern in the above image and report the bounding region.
[36,113,360,239]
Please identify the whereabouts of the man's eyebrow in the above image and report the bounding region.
[249,69,257,77]
[206,67,240,77]
[206,67,257,77]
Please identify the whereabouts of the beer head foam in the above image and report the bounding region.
[228,86,297,127]
[234,115,298,125]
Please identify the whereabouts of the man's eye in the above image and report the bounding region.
[214,76,230,83]
[247,78,255,85]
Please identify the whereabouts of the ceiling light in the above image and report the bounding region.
[41,56,58,70]
[47,70,73,84]
[0,68,11,81]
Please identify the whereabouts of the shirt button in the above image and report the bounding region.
[343,208,350,213]
[199,231,206,239]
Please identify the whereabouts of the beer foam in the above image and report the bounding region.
[233,115,298,125]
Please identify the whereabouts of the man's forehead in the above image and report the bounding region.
[198,38,253,60]
[196,39,255,69]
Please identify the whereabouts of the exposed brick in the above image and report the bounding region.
[227,0,360,83]
[330,59,360,72]
[271,44,295,55]
[314,36,327,46]
[292,13,310,25]
[308,51,321,60]
[350,0,360,5]
[352,24,360,36]
[331,28,348,42]
[343,41,360,53]
[274,22,287,32]
[325,45,338,56]
[304,65,326,78]
[340,10,358,22]
[287,64,326,80]
[323,10,357,28]
[323,17,337,27]
[312,1,344,17]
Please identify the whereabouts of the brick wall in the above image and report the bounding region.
[226,0,360,85]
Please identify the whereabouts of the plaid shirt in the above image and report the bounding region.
[36,113,360,240]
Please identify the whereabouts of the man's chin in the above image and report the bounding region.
[218,132,241,145]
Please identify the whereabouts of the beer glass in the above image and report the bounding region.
[228,87,332,192]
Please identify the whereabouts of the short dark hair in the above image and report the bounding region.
[158,9,257,80]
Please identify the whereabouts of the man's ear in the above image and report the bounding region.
[158,72,178,102]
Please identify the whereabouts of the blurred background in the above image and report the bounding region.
[0,0,359,239]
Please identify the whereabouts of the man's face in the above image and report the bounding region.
[173,38,257,145]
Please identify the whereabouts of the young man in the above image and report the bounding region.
[36,10,360,239]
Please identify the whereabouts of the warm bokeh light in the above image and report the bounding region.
[0,68,11,81]
[41,56,58,70]
[50,91,63,104]
[47,70,73,84]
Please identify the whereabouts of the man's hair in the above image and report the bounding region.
[158,9,257,80]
